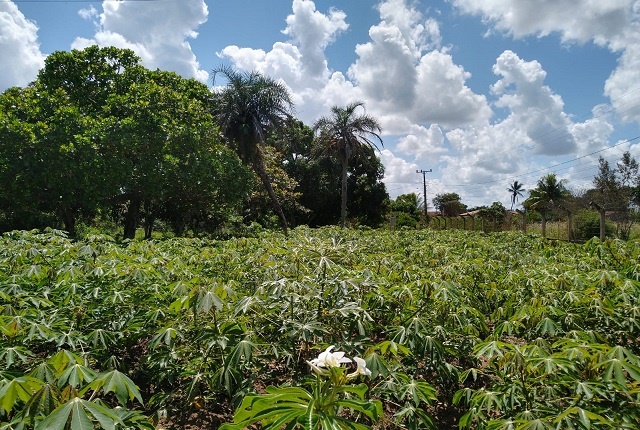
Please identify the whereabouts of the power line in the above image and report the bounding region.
[455,85,640,172]
[442,134,640,187]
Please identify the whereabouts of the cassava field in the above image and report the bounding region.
[1,227,640,429]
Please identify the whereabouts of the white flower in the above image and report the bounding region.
[309,345,352,369]
[349,356,372,378]
[306,359,330,376]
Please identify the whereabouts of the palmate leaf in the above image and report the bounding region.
[573,381,610,401]
[195,288,224,314]
[597,358,636,387]
[110,406,155,430]
[49,350,84,373]
[226,338,256,368]
[0,376,45,414]
[220,396,311,430]
[395,376,437,408]
[0,346,33,368]
[58,363,97,388]
[363,352,390,378]
[555,406,610,429]
[377,340,410,357]
[23,383,61,419]
[511,419,554,430]
[535,317,560,337]
[28,363,58,384]
[149,326,183,349]
[486,418,515,430]
[335,398,383,423]
[82,369,143,406]
[34,397,122,430]
[394,403,437,429]
[85,329,116,349]
[474,340,508,360]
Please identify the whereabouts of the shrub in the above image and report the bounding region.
[574,209,614,240]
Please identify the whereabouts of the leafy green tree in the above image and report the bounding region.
[617,151,640,208]
[390,193,422,228]
[0,48,252,238]
[432,192,466,217]
[345,146,388,227]
[0,85,105,236]
[37,46,143,116]
[243,145,308,229]
[101,69,251,238]
[507,180,525,210]
[525,173,570,237]
[591,152,639,239]
[592,157,623,210]
[313,101,383,227]
[270,120,388,227]
[212,65,294,235]
[477,201,507,221]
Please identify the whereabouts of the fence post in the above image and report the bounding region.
[590,201,606,241]
[516,209,526,233]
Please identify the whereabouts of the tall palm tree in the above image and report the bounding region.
[507,180,525,210]
[212,65,293,234]
[525,173,569,237]
[313,101,382,227]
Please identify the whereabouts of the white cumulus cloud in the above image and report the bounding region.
[452,0,640,123]
[430,50,616,207]
[348,0,490,129]
[73,0,209,82]
[0,1,45,91]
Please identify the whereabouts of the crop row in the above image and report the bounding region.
[1,227,639,429]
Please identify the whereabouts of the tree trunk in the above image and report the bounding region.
[144,216,155,239]
[254,146,288,235]
[340,159,348,228]
[340,146,351,228]
[123,197,141,240]
[173,221,185,237]
[60,208,76,237]
[541,213,547,238]
[143,201,156,239]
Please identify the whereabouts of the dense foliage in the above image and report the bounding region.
[0,47,252,238]
[0,48,390,237]
[1,228,640,429]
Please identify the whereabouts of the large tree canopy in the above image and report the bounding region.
[313,101,382,227]
[0,47,252,237]
[524,173,571,237]
[212,66,294,234]
[270,120,388,227]
[433,192,467,217]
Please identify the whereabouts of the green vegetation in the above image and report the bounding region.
[433,192,467,217]
[0,47,389,237]
[313,101,383,228]
[3,46,640,429]
[2,228,640,429]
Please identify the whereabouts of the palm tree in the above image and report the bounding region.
[313,101,382,227]
[212,65,293,234]
[507,180,525,210]
[525,173,569,237]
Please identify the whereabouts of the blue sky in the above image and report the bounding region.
[2,0,639,209]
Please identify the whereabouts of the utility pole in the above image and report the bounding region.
[416,169,432,220]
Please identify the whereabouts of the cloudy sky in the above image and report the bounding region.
[2,0,640,209]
